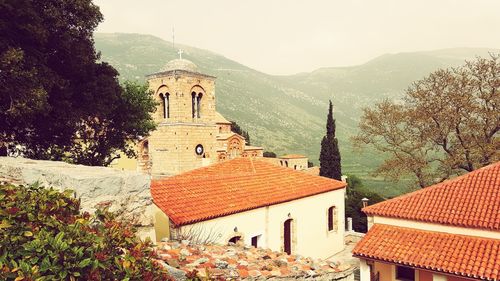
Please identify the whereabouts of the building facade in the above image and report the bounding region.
[353,162,500,281]
[112,56,263,177]
[151,158,347,259]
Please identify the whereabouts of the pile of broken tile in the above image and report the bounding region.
[155,240,353,280]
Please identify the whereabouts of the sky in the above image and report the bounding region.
[93,0,500,75]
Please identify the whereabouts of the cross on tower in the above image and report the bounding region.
[178,49,183,59]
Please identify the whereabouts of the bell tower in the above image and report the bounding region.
[144,51,218,177]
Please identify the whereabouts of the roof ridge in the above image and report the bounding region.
[363,161,499,212]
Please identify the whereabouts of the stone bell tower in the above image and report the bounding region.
[144,51,219,177]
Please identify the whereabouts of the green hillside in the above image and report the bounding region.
[94,33,497,197]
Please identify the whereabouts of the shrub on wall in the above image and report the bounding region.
[0,183,171,281]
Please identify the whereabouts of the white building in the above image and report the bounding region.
[353,161,500,281]
[151,157,347,259]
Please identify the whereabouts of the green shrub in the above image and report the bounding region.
[0,183,171,281]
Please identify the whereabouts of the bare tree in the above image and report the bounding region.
[172,224,222,245]
[353,54,500,187]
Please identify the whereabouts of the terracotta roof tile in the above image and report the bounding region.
[280,154,307,159]
[353,224,500,281]
[151,158,346,226]
[363,162,500,230]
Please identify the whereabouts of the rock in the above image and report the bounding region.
[238,260,249,267]
[162,244,172,251]
[181,240,190,246]
[161,237,170,242]
[194,257,208,265]
[337,264,351,271]
[158,261,186,281]
[248,270,261,277]
[0,157,154,229]
[273,259,288,267]
[215,259,228,269]
[180,249,191,256]
[306,270,316,276]
[166,259,180,268]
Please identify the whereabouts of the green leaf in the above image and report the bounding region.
[78,258,92,268]
[0,220,12,229]
[24,231,33,237]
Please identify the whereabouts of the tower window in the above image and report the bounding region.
[191,92,196,118]
[160,93,170,119]
[166,93,170,118]
[196,93,203,118]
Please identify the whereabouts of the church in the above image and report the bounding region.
[113,52,347,258]
[113,51,264,177]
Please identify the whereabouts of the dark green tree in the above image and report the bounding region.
[344,175,385,233]
[230,121,251,145]
[263,151,277,158]
[0,0,156,166]
[319,100,342,180]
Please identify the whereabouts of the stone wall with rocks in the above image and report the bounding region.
[0,157,154,236]
[155,240,355,281]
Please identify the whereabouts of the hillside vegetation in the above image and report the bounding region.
[94,33,497,197]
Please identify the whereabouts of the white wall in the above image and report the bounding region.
[172,188,346,259]
[372,216,500,239]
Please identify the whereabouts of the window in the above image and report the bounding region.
[196,93,202,118]
[251,235,261,248]
[294,165,297,170]
[396,266,415,281]
[228,236,241,244]
[165,93,169,118]
[191,92,196,118]
[328,206,337,231]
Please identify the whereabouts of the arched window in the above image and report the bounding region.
[328,206,337,231]
[228,236,241,244]
[196,93,203,118]
[165,93,170,118]
[159,93,166,119]
[191,92,196,118]
[284,219,293,255]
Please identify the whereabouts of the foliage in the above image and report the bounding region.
[353,55,500,187]
[230,121,251,145]
[319,101,342,180]
[0,183,170,281]
[0,0,156,166]
[263,151,277,158]
[344,176,385,233]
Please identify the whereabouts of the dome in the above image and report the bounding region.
[160,58,199,73]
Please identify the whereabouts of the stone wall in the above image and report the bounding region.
[0,157,155,238]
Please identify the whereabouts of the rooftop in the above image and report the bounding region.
[353,224,500,281]
[160,58,199,73]
[214,112,231,124]
[363,161,500,230]
[151,158,346,226]
[280,154,307,159]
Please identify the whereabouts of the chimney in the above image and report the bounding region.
[361,197,369,208]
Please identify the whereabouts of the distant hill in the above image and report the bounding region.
[94,33,498,197]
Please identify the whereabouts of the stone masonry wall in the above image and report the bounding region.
[0,157,154,230]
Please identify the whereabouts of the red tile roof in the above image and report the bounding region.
[151,158,346,226]
[363,162,500,230]
[353,224,500,281]
[280,154,307,159]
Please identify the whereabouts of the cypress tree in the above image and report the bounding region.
[319,100,342,180]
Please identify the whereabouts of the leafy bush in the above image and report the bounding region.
[0,183,171,281]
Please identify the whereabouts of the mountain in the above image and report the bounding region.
[94,33,498,197]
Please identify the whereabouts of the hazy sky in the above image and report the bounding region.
[94,0,500,75]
